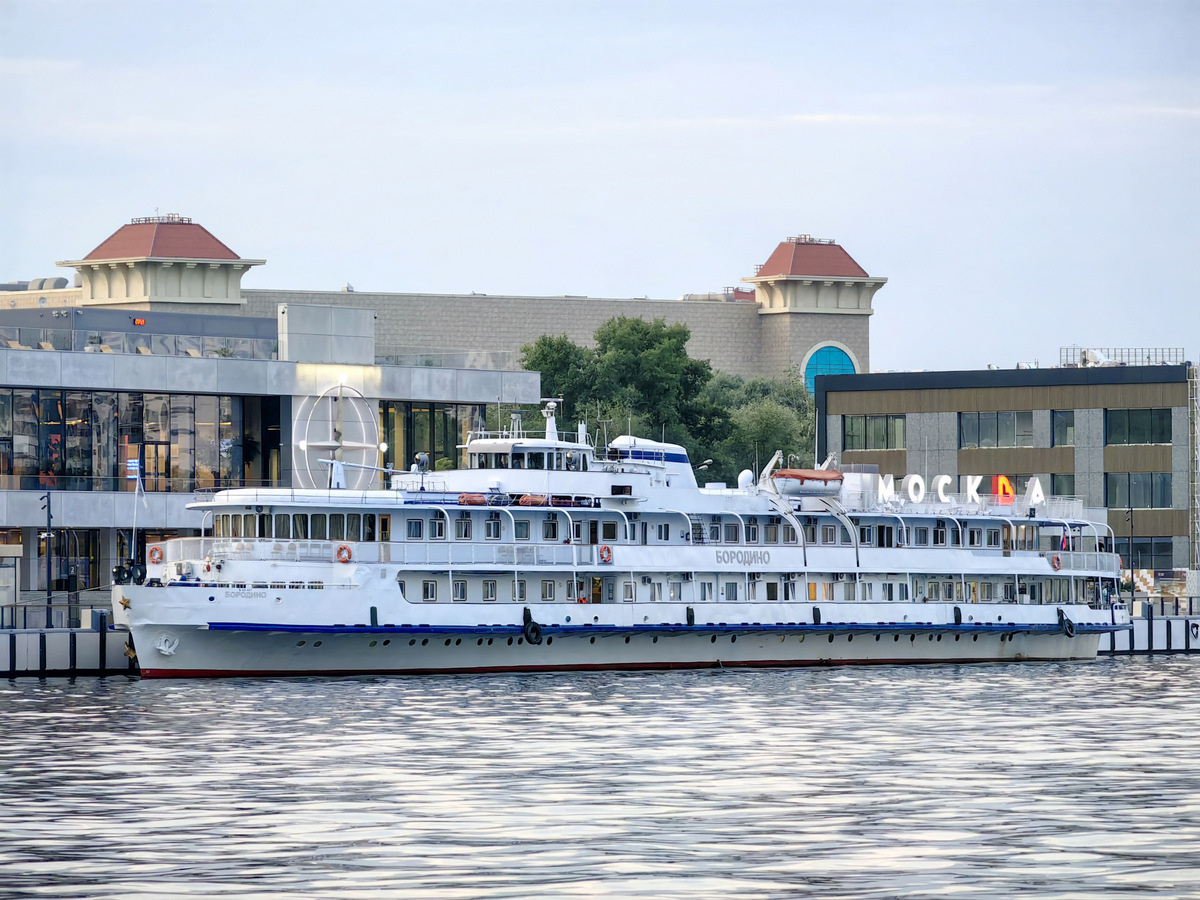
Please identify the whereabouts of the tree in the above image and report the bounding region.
[520,334,597,420]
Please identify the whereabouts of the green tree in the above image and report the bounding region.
[519,334,597,420]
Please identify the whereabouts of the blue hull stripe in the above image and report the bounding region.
[206,621,1130,636]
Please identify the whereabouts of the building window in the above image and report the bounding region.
[1105,408,1172,445]
[1115,536,1174,570]
[1106,473,1172,508]
[843,414,905,451]
[1052,410,1075,447]
[805,345,856,394]
[1051,474,1075,497]
[959,411,1034,449]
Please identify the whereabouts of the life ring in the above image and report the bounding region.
[336,544,353,563]
[1051,555,1062,571]
[599,545,612,564]
[578,596,589,604]
[148,546,163,564]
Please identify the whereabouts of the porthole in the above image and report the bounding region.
[652,636,658,643]
[421,638,428,646]
[910,635,916,642]
[875,635,881,641]
[847,634,853,642]
[507,637,513,645]
[954,635,960,642]
[928,635,934,641]
[828,635,835,643]
[973,635,978,642]
[383,640,390,646]
[296,640,306,647]
[936,635,942,642]
[487,638,493,645]
[313,641,322,647]
[590,636,596,644]
[369,640,378,647]
[710,635,717,643]
[546,637,553,645]
[445,639,452,646]
[454,638,461,646]
[625,636,630,644]
[517,637,523,645]
[894,635,899,642]
[477,638,483,646]
[409,639,416,646]
[730,635,736,643]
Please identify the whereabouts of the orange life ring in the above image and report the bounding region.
[1051,554,1062,571]
[148,546,163,564]
[578,596,589,604]
[599,544,612,564]
[337,544,353,563]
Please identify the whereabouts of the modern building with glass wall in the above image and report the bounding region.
[814,350,1198,578]
[0,219,539,607]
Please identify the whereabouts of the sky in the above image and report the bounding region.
[1,0,1197,373]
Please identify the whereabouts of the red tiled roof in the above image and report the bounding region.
[755,240,868,279]
[83,222,240,261]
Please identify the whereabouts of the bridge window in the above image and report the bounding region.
[310,514,327,540]
[346,514,361,542]
[274,514,289,539]
[292,514,307,539]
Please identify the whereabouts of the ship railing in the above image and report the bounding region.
[157,538,596,568]
[1045,550,1121,574]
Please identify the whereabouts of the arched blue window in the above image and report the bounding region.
[805,345,855,394]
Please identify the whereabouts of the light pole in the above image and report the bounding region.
[40,492,52,628]
[1127,504,1135,608]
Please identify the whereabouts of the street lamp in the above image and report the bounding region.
[1126,504,1135,608]
[40,492,52,628]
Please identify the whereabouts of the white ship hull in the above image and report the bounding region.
[116,584,1127,677]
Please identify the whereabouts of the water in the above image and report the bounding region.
[2,657,1199,899]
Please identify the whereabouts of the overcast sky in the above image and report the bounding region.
[2,0,1196,373]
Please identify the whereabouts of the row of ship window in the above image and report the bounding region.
[398,575,1070,604]
[213,512,1038,550]
[843,409,1174,451]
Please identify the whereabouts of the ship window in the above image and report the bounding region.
[968,528,982,547]
[747,581,758,601]
[987,529,1001,547]
[669,581,683,601]
[859,526,873,545]
[422,580,437,601]
[981,582,993,600]
[648,583,662,602]
[765,524,779,543]
[455,518,472,540]
[292,515,307,539]
[602,521,618,541]
[725,582,738,601]
[483,580,497,601]
[708,524,720,543]
[396,578,405,596]
[541,580,555,601]
[783,525,797,544]
[745,522,759,543]
[259,514,272,538]
[623,581,634,601]
[899,582,909,601]
[241,515,256,538]
[805,525,817,544]
[822,525,836,544]
[274,514,289,539]
[429,513,445,540]
[407,519,423,540]
[364,514,376,542]
[766,581,779,601]
[914,526,929,545]
[573,521,582,543]
[542,519,558,541]
[512,579,526,601]
[452,580,467,602]
[950,527,961,547]
[473,453,488,469]
[843,582,855,601]
[657,522,669,541]
[515,520,530,540]
[724,523,739,543]
[329,514,344,540]
[933,526,946,546]
[928,582,940,600]
[230,515,241,538]
[345,513,361,542]
[510,453,524,469]
[216,514,227,537]
[485,519,501,540]
[527,452,545,470]
[310,514,327,541]
[700,582,714,602]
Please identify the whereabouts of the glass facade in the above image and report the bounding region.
[1104,472,1172,509]
[1105,408,1172,445]
[1051,410,1074,446]
[380,402,486,472]
[843,415,905,451]
[0,389,278,491]
[959,411,1034,449]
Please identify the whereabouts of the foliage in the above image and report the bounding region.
[521,320,814,484]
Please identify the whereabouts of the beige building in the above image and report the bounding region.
[25,218,886,386]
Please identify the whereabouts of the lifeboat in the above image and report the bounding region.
[458,493,487,506]
[772,468,844,497]
[518,494,549,506]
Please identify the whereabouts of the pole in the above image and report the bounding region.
[1128,505,1135,608]
[40,492,52,628]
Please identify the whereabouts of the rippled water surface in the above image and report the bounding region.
[2,657,1199,899]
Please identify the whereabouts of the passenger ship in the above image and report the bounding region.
[112,402,1131,677]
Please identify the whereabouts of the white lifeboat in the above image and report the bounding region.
[772,468,844,497]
